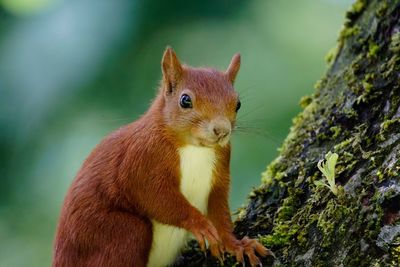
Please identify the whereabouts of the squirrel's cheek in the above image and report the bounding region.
[190,125,205,140]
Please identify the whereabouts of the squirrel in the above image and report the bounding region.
[53,47,273,267]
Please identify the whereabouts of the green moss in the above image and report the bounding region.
[381,118,400,131]
[382,54,400,79]
[344,107,358,119]
[299,95,313,109]
[378,118,400,141]
[329,126,341,139]
[260,223,299,247]
[276,188,302,221]
[296,230,308,246]
[334,138,353,151]
[390,238,400,265]
[362,80,372,91]
[317,132,328,142]
[316,200,352,247]
[325,46,338,64]
[343,0,367,29]
[278,98,317,156]
[365,193,385,240]
[351,0,366,14]
[390,32,400,52]
[314,79,325,90]
[340,25,360,40]
[367,41,379,58]
[261,157,285,186]
[276,205,294,221]
[346,65,361,94]
[375,1,388,17]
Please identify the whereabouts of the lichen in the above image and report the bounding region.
[376,225,400,251]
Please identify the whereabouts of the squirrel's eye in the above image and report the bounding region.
[180,94,193,109]
[235,100,241,112]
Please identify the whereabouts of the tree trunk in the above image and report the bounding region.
[174,0,400,266]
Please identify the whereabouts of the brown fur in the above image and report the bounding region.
[53,47,271,267]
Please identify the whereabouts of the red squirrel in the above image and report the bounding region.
[53,47,273,267]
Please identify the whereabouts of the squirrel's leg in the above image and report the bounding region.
[87,211,152,267]
[207,180,273,266]
[128,174,221,250]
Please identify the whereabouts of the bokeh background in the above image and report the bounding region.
[0,0,353,266]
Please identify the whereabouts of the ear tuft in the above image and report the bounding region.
[161,46,183,94]
[225,53,241,84]
[225,53,240,84]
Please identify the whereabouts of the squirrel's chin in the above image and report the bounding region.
[192,136,230,148]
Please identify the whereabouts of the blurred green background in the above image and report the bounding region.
[0,0,351,266]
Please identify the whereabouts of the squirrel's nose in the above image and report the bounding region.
[213,126,229,138]
[211,119,231,139]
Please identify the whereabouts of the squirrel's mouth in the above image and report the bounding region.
[190,121,232,148]
[196,135,230,148]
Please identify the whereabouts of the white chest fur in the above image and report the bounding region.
[147,145,216,267]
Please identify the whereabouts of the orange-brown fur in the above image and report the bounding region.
[53,47,271,267]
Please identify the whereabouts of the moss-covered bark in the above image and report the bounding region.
[174,0,400,266]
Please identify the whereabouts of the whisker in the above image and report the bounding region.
[98,117,135,122]
[233,124,282,145]
[92,113,142,125]
[238,84,258,95]
[237,105,267,121]
[237,92,259,104]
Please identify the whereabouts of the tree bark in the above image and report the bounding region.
[174,0,400,266]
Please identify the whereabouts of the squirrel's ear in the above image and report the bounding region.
[225,53,241,84]
[161,46,183,94]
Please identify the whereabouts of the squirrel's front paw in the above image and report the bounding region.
[187,218,221,251]
[223,236,274,267]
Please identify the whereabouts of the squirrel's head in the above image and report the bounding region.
[160,47,241,148]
